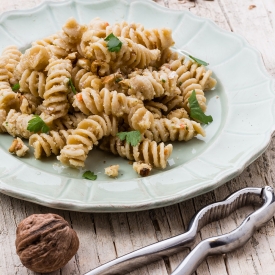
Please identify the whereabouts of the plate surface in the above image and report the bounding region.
[0,0,274,212]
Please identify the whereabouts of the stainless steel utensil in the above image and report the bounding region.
[84,186,275,275]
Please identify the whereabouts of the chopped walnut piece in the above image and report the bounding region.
[105,165,119,178]
[9,137,29,157]
[133,161,152,177]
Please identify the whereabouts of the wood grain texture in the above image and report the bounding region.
[0,0,275,274]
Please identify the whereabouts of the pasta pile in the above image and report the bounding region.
[0,17,217,173]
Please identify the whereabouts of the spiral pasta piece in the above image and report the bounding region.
[73,87,140,117]
[29,129,73,159]
[87,17,108,37]
[48,18,86,58]
[166,108,190,120]
[19,69,46,97]
[82,37,160,72]
[1,46,22,84]
[195,66,217,90]
[175,60,214,90]
[71,66,102,92]
[157,95,184,113]
[0,90,20,112]
[168,67,207,112]
[0,59,20,111]
[0,109,7,133]
[75,58,91,71]
[166,55,216,90]
[106,21,174,51]
[166,56,196,78]
[43,59,72,119]
[127,103,154,133]
[106,21,143,40]
[16,45,50,79]
[78,18,109,57]
[99,136,173,169]
[3,109,33,139]
[161,62,206,112]
[0,58,11,91]
[58,113,118,167]
[52,112,87,130]
[181,80,206,112]
[121,68,180,100]
[144,117,205,143]
[32,33,58,47]
[144,101,167,119]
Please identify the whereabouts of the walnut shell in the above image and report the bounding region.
[15,213,79,273]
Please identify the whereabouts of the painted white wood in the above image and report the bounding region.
[0,0,274,274]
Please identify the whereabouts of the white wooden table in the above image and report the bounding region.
[0,0,275,274]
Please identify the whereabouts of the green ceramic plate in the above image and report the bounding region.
[0,0,274,212]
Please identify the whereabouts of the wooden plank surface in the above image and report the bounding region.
[0,0,275,274]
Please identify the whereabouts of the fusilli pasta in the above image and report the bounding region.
[42,58,72,119]
[144,117,205,143]
[0,16,217,176]
[29,129,73,159]
[58,113,118,167]
[100,136,173,169]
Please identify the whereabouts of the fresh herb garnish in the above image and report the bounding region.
[189,55,209,66]
[82,170,97,180]
[12,83,20,91]
[27,115,50,133]
[68,78,76,94]
[115,78,123,83]
[104,33,122,52]
[117,130,141,147]
[161,79,166,83]
[188,90,213,124]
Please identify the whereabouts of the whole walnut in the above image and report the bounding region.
[15,213,79,273]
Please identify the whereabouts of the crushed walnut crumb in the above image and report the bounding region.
[105,165,119,178]
[133,161,152,177]
[9,137,29,157]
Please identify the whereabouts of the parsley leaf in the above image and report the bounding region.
[104,33,122,52]
[27,115,50,133]
[188,90,213,124]
[12,83,20,91]
[189,55,209,66]
[117,131,141,146]
[115,78,123,83]
[161,79,166,83]
[68,78,76,94]
[82,171,97,180]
